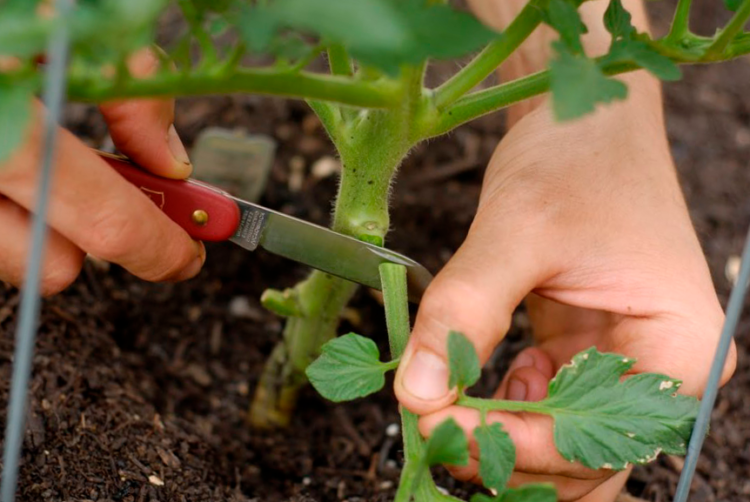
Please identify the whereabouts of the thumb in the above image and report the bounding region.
[99,48,192,179]
[394,213,553,415]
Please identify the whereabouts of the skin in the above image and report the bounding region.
[394,0,737,500]
[0,50,204,296]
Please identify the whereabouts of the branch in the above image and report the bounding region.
[667,0,693,41]
[432,0,545,109]
[67,68,401,108]
[704,0,750,60]
[327,44,353,76]
[426,34,750,138]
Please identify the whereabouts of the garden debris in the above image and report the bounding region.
[148,475,165,487]
[726,255,741,285]
[228,296,264,320]
[311,156,341,180]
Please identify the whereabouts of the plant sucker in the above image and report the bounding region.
[308,264,700,501]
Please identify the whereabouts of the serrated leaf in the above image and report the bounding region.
[545,0,587,54]
[0,78,33,163]
[539,347,699,470]
[724,0,743,11]
[237,0,498,74]
[604,0,635,40]
[605,39,681,81]
[424,418,469,467]
[236,5,280,53]
[306,333,396,402]
[475,422,515,492]
[393,0,500,62]
[448,331,481,391]
[471,484,557,502]
[550,43,627,120]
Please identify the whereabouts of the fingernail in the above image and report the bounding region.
[513,351,535,370]
[402,350,450,401]
[173,242,205,282]
[167,124,192,176]
[507,377,528,401]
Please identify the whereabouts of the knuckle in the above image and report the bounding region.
[41,253,83,296]
[415,275,506,359]
[139,243,194,282]
[82,203,145,262]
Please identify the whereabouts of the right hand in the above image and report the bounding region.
[0,50,205,296]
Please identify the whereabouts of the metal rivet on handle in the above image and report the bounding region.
[192,209,209,226]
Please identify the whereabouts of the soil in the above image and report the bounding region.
[2,2,750,501]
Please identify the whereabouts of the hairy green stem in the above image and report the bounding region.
[704,0,750,59]
[667,0,693,41]
[433,0,545,109]
[381,264,461,502]
[177,0,218,66]
[249,272,357,428]
[249,66,423,426]
[67,68,400,108]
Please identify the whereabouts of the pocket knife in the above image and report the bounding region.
[98,152,433,302]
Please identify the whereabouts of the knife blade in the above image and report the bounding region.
[99,152,433,302]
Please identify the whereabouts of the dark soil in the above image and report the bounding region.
[2,2,750,501]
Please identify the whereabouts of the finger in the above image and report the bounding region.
[0,105,205,283]
[0,197,85,296]
[508,471,613,501]
[493,347,555,401]
[419,407,606,480]
[99,48,191,179]
[595,312,735,398]
[394,201,559,415]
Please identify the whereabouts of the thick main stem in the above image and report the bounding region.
[249,106,415,428]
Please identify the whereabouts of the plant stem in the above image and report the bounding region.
[427,60,638,138]
[249,272,357,428]
[704,0,750,60]
[328,44,353,76]
[433,0,545,109]
[667,0,693,41]
[249,93,417,427]
[67,68,400,108]
[381,264,462,502]
[458,395,552,414]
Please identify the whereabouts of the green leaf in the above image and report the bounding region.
[393,0,500,62]
[236,5,280,53]
[424,418,470,467]
[725,0,743,11]
[471,484,557,502]
[448,331,481,392]
[539,347,700,470]
[306,333,397,402]
[545,0,587,54]
[608,40,681,81]
[550,43,627,120]
[0,12,52,58]
[601,0,680,82]
[475,422,515,492]
[0,78,33,163]
[236,0,498,74]
[604,0,635,40]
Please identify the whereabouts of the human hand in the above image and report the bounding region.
[393,69,736,501]
[0,50,205,295]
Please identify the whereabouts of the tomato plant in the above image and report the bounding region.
[1,0,749,499]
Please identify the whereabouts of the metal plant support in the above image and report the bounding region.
[0,0,73,500]
[0,2,748,501]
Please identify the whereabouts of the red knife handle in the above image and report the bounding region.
[99,152,241,242]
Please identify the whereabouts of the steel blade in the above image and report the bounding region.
[228,199,432,301]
